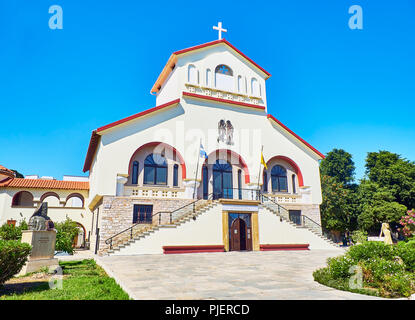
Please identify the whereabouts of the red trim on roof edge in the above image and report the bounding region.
[183,92,265,111]
[267,114,325,159]
[96,98,180,133]
[173,39,271,78]
[83,99,181,173]
[83,130,100,173]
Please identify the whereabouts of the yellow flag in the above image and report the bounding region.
[261,152,267,169]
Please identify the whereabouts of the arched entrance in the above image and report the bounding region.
[212,160,233,199]
[73,223,86,249]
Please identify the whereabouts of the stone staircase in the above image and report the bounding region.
[104,200,219,255]
[260,199,340,248]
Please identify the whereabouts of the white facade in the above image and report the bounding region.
[0,39,330,255]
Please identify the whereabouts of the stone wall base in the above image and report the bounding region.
[280,204,322,226]
[98,197,194,254]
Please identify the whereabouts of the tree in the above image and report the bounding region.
[55,218,79,254]
[320,175,358,232]
[365,151,415,210]
[319,148,358,233]
[11,170,24,178]
[357,179,407,232]
[320,149,355,185]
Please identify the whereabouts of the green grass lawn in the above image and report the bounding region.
[0,259,130,300]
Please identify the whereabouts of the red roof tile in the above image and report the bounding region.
[0,178,89,190]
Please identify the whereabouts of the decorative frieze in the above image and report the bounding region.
[185,83,263,106]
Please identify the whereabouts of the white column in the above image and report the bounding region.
[183,179,201,199]
[299,186,312,204]
[116,175,128,196]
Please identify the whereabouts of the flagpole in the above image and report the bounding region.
[192,138,202,200]
[256,146,263,198]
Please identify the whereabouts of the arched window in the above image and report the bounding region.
[132,161,139,185]
[144,154,167,185]
[271,165,288,192]
[173,164,179,187]
[263,171,268,192]
[215,64,234,91]
[12,191,34,207]
[206,69,211,87]
[251,78,259,96]
[66,193,84,208]
[188,64,197,84]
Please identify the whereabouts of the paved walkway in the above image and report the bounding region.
[96,249,384,300]
[55,250,94,261]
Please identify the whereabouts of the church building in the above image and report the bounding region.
[0,29,338,255]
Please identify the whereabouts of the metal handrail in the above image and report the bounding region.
[104,193,214,250]
[213,188,261,200]
[301,214,322,228]
[262,193,323,230]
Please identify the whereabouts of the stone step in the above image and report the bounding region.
[106,201,219,255]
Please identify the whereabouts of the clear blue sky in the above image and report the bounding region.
[1,0,414,182]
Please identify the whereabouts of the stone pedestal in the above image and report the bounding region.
[19,230,59,275]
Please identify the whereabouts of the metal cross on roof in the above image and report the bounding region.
[213,22,227,40]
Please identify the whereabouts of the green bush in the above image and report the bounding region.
[326,255,354,279]
[363,258,405,281]
[395,241,415,272]
[314,241,415,298]
[0,220,28,241]
[0,240,32,285]
[347,241,395,262]
[55,218,79,255]
[380,272,415,298]
[351,230,368,244]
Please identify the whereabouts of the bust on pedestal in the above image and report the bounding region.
[19,203,59,275]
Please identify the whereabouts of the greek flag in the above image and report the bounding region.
[199,143,208,159]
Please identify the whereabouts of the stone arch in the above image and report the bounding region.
[65,193,84,208]
[12,191,34,207]
[40,192,60,206]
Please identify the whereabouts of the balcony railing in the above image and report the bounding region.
[124,186,185,199]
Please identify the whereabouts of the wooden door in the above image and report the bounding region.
[230,218,252,251]
[230,218,242,251]
[246,226,252,251]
